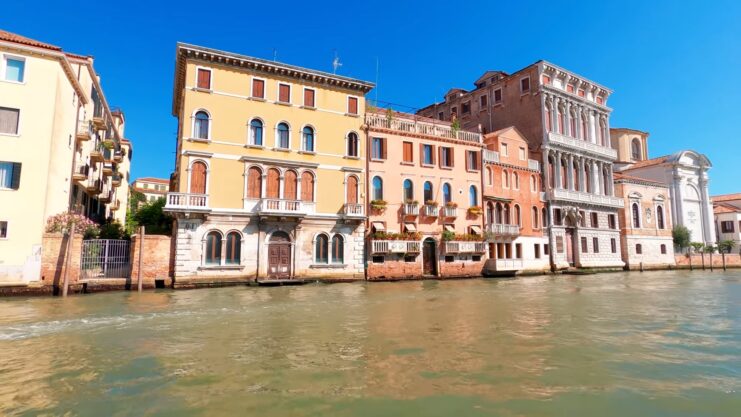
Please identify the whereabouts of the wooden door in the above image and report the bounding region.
[488,243,496,259]
[422,239,437,275]
[190,161,207,194]
[565,229,574,265]
[268,244,291,278]
[346,176,358,204]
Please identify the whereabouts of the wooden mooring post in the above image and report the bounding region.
[137,226,145,292]
[61,220,76,298]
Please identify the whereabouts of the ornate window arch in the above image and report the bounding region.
[246,165,263,199]
[346,131,359,158]
[656,204,665,229]
[314,233,329,264]
[514,204,521,227]
[632,202,641,228]
[331,234,344,264]
[225,230,242,265]
[300,170,315,202]
[284,169,299,200]
[189,159,209,194]
[204,230,223,265]
[532,206,539,228]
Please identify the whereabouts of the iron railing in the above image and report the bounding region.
[80,239,131,279]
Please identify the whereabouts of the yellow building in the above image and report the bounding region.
[0,30,130,283]
[166,43,374,284]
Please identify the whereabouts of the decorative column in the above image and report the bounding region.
[699,171,716,243]
[567,154,575,190]
[554,151,562,190]
[593,160,602,195]
[589,111,597,145]
[565,101,572,137]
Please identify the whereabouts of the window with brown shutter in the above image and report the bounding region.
[278,84,290,103]
[247,167,262,199]
[252,79,265,98]
[304,89,315,107]
[197,68,211,89]
[301,171,315,201]
[402,142,413,163]
[266,168,280,199]
[348,97,358,115]
[284,170,297,200]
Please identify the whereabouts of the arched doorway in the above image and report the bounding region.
[422,238,437,276]
[268,231,291,279]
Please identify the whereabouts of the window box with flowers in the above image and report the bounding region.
[370,199,387,211]
[467,206,483,217]
[423,200,439,217]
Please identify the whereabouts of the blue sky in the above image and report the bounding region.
[3,0,739,194]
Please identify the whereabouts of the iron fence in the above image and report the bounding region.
[80,239,131,279]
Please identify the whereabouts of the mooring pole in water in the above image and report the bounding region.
[137,225,145,292]
[61,220,76,298]
[640,262,644,272]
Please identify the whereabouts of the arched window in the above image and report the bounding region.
[469,185,478,207]
[486,167,493,186]
[190,161,207,194]
[581,115,588,141]
[572,162,580,191]
[372,176,383,201]
[331,234,344,264]
[532,206,539,228]
[315,234,328,264]
[249,119,263,146]
[542,207,548,227]
[560,159,567,189]
[631,139,641,160]
[266,168,280,199]
[302,126,315,152]
[194,111,210,140]
[599,119,607,146]
[503,170,510,188]
[495,203,503,224]
[632,203,641,228]
[545,105,552,132]
[423,181,433,203]
[276,122,290,149]
[503,204,510,224]
[347,132,359,157]
[548,156,555,189]
[442,183,452,204]
[569,110,577,137]
[403,179,414,202]
[300,171,315,201]
[657,205,665,229]
[346,175,359,204]
[205,231,222,265]
[246,166,262,199]
[513,172,519,189]
[602,168,610,196]
[513,205,521,227]
[557,106,564,134]
[530,174,537,192]
[284,170,298,200]
[225,232,241,265]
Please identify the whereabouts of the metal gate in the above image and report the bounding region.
[80,239,131,279]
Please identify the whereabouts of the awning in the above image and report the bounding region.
[404,223,417,232]
[470,225,482,235]
[372,221,385,231]
[444,224,455,232]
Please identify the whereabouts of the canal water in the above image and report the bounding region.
[0,271,739,416]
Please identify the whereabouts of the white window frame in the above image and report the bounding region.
[274,121,292,150]
[345,131,360,158]
[300,124,317,153]
[186,157,211,196]
[2,54,27,84]
[312,232,331,265]
[247,117,265,147]
[302,87,317,108]
[190,108,212,141]
[518,147,526,161]
[250,76,267,99]
[501,143,508,157]
[202,229,224,266]
[194,66,212,90]
[277,82,292,104]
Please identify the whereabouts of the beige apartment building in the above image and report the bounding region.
[131,177,169,203]
[0,30,129,283]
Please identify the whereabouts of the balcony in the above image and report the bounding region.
[371,240,421,254]
[100,190,113,203]
[441,206,457,218]
[547,132,617,159]
[111,173,122,187]
[102,162,113,176]
[90,143,104,163]
[86,179,103,194]
[365,112,482,143]
[444,241,487,254]
[76,120,93,142]
[110,199,121,211]
[165,192,209,211]
[113,150,123,163]
[403,203,420,217]
[258,199,308,216]
[423,205,439,217]
[547,189,625,208]
[72,163,89,182]
[483,149,500,163]
[92,115,106,130]
[487,223,521,236]
[343,203,364,217]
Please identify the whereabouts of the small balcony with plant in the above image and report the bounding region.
[76,119,93,142]
[441,202,458,218]
[441,231,486,254]
[369,231,422,254]
[467,205,484,218]
[72,161,89,182]
[90,141,105,163]
[423,200,439,217]
[370,199,387,213]
[402,200,420,217]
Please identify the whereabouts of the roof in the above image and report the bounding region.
[712,193,741,203]
[610,127,649,136]
[135,177,169,184]
[621,156,669,170]
[613,172,667,187]
[0,29,61,51]
[713,203,741,214]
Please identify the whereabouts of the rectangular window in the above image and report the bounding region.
[542,74,551,85]
[544,244,550,255]
[501,143,508,157]
[518,147,525,160]
[480,94,487,107]
[347,96,358,115]
[451,106,457,116]
[596,96,604,105]
[611,238,617,253]
[591,212,598,228]
[472,255,482,262]
[534,244,541,259]
[252,78,265,98]
[0,221,6,238]
[0,107,20,135]
[466,150,479,171]
[554,209,562,226]
[520,77,530,93]
[661,244,667,254]
[0,161,21,190]
[4,57,25,83]
[461,101,470,114]
[567,84,575,93]
[445,255,455,263]
[438,111,444,120]
[556,236,564,253]
[371,137,386,160]
[372,255,385,264]
[402,141,413,163]
[593,237,600,253]
[303,88,315,107]
[579,211,586,227]
[278,84,291,103]
[721,221,735,233]
[494,88,502,104]
[404,255,416,263]
[422,144,434,165]
[196,68,211,89]
[581,237,588,253]
[440,147,454,168]
[578,89,585,98]
[516,243,522,259]
[608,214,617,229]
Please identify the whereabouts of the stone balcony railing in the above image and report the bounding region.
[365,113,482,143]
[403,203,420,216]
[547,132,617,159]
[487,223,521,236]
[444,241,487,254]
[371,240,421,254]
[165,192,209,211]
[492,259,524,271]
[441,206,457,218]
[423,205,439,217]
[343,203,364,217]
[259,199,307,215]
[483,150,500,163]
[528,159,540,171]
[547,189,624,208]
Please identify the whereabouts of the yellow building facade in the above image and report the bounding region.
[166,43,374,283]
[0,30,130,283]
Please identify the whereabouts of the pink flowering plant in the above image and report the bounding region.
[45,212,100,238]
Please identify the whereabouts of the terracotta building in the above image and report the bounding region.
[418,61,624,270]
[482,127,550,274]
[365,109,486,279]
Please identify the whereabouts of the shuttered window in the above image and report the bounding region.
[440,147,454,168]
[196,68,211,89]
[284,170,297,200]
[0,162,22,190]
[402,142,413,163]
[252,79,265,98]
[304,89,315,107]
[266,169,280,199]
[0,107,20,135]
[347,97,358,114]
[247,167,262,198]
[301,172,315,201]
[278,84,291,103]
[371,137,386,160]
[466,150,479,171]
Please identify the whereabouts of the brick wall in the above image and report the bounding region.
[675,253,741,268]
[39,233,83,287]
[438,257,486,278]
[130,234,173,285]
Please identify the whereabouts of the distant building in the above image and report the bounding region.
[711,194,741,253]
[131,177,169,204]
[0,30,129,283]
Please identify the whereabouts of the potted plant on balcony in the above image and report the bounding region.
[467,206,483,216]
[445,202,458,208]
[370,199,387,211]
[405,199,419,205]
[441,230,455,242]
[425,200,438,207]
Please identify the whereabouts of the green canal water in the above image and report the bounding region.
[0,271,739,416]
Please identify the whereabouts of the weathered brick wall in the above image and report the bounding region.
[367,257,422,280]
[675,253,741,267]
[130,234,173,284]
[438,259,486,278]
[39,233,83,286]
